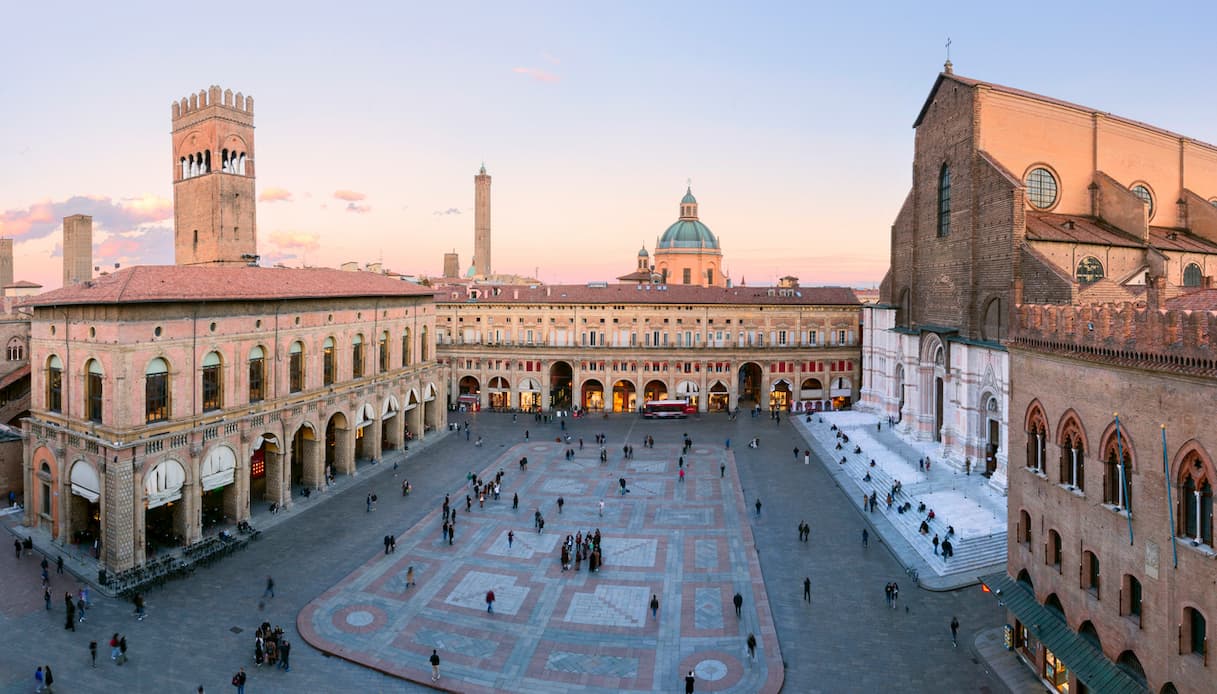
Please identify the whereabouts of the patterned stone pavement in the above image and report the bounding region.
[299,437,784,693]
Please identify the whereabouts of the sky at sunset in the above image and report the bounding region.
[4,1,1217,292]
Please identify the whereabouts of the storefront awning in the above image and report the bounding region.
[979,572,1146,694]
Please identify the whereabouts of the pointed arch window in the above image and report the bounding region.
[1180,453,1213,547]
[1183,262,1203,287]
[85,359,104,423]
[1060,430,1085,491]
[937,164,951,237]
[1103,432,1132,511]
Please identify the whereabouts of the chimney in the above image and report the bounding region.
[1146,275,1164,310]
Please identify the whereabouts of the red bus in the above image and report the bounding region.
[642,399,696,419]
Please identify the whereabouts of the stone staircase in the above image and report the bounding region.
[802,416,1007,579]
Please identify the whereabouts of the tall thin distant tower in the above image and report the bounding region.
[0,238,11,291]
[171,85,258,265]
[474,163,491,277]
[62,214,93,286]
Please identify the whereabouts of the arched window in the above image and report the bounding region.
[1076,257,1104,284]
[420,326,429,362]
[145,357,170,423]
[1083,550,1100,596]
[352,334,365,378]
[379,331,390,372]
[85,359,103,423]
[1130,183,1154,219]
[1183,262,1203,287]
[46,355,63,413]
[248,346,265,403]
[1059,430,1085,490]
[288,341,304,393]
[1026,405,1048,472]
[1103,427,1133,511]
[937,164,951,237]
[7,337,23,361]
[201,351,223,411]
[401,328,411,367]
[1179,451,1214,547]
[1184,607,1207,656]
[1019,509,1032,548]
[1121,575,1143,624]
[323,337,336,386]
[1047,529,1062,570]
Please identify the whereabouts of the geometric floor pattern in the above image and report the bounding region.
[299,434,783,693]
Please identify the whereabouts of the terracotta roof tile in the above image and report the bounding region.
[25,265,434,307]
[434,283,859,306]
[1026,213,1144,247]
[1165,288,1217,311]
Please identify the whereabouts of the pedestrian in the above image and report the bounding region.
[599,500,605,517]
[430,649,441,681]
[56,555,64,574]
[406,566,415,588]
[725,438,730,449]
[44,665,53,692]
[118,635,127,665]
[524,429,530,441]
[793,447,799,461]
[110,633,120,662]
[384,535,391,555]
[486,589,495,613]
[366,493,372,512]
[557,496,564,514]
[884,582,892,607]
[942,537,953,560]
[720,462,726,478]
[804,450,811,465]
[89,639,98,667]
[746,632,757,660]
[537,517,544,534]
[891,582,899,609]
[803,576,811,603]
[951,616,960,647]
[685,669,696,694]
[264,575,275,598]
[733,592,743,617]
[678,468,685,483]
[933,534,940,555]
[280,638,291,671]
[862,528,869,547]
[507,530,514,548]
[513,492,519,510]
[44,587,51,610]
[35,666,43,693]
[755,498,762,517]
[232,666,246,693]
[13,538,20,559]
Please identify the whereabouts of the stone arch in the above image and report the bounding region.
[65,459,101,545]
[1016,568,1034,594]
[896,287,911,326]
[1078,620,1101,652]
[611,378,636,413]
[1115,651,1147,688]
[1044,593,1067,624]
[1025,400,1049,472]
[582,378,605,411]
[144,459,187,508]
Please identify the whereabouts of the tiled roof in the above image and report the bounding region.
[917,73,1217,154]
[435,283,859,306]
[24,265,435,307]
[1165,288,1217,311]
[1148,227,1217,253]
[1026,213,1144,247]
[5,280,42,289]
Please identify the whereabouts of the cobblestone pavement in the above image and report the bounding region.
[1,411,1007,693]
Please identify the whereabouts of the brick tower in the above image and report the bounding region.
[62,214,93,286]
[0,238,11,291]
[474,163,491,277]
[171,86,257,265]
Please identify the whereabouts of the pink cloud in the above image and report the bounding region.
[0,195,172,241]
[268,230,321,252]
[512,67,560,83]
[333,189,366,202]
[259,187,293,203]
[346,202,371,214]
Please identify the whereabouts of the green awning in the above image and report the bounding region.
[979,573,1147,694]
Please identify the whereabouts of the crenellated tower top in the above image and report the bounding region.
[171,85,254,121]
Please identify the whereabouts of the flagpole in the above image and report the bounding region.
[1115,413,1133,545]
[1162,425,1178,569]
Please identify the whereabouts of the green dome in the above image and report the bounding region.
[681,187,697,204]
[638,246,649,257]
[658,219,718,249]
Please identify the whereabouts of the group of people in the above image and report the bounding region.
[253,622,291,671]
[559,529,605,572]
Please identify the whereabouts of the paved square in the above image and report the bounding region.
[298,438,783,692]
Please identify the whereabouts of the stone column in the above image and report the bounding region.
[385,412,403,450]
[301,436,322,490]
[367,417,383,462]
[104,455,136,572]
[264,448,284,505]
[336,427,354,476]
[181,482,201,545]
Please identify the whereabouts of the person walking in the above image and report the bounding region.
[279,638,291,671]
[732,592,743,618]
[43,665,53,692]
[804,450,810,465]
[685,669,696,694]
[650,594,659,618]
[56,555,64,574]
[110,633,121,662]
[803,577,811,603]
[513,492,519,510]
[14,538,20,559]
[599,500,605,517]
[678,468,685,483]
[884,582,893,608]
[89,640,98,667]
[118,635,128,665]
[35,666,43,693]
[720,462,726,478]
[862,528,869,547]
[951,616,960,647]
[890,582,899,610]
[44,587,51,610]
[264,575,275,599]
[231,666,246,693]
[486,589,496,613]
[746,633,757,660]
[557,496,564,514]
[429,649,441,681]
[406,566,415,588]
[507,530,514,548]
[755,498,762,517]
[933,534,940,555]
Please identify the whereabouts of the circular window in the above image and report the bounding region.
[1025,167,1059,209]
[209,322,217,332]
[1130,184,1154,218]
[89,327,96,338]
[255,319,262,329]
[154,326,163,337]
